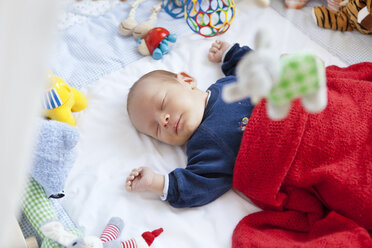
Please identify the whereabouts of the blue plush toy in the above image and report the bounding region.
[31,119,79,198]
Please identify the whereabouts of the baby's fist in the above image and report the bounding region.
[208,40,231,63]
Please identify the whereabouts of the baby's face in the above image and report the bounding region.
[129,74,207,146]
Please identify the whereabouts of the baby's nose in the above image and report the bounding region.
[161,114,170,128]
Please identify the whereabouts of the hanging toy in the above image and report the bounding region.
[119,0,162,39]
[137,27,177,60]
[222,28,328,120]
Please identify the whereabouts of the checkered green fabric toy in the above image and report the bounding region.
[269,53,325,106]
[22,178,82,248]
[265,52,327,120]
[222,28,328,121]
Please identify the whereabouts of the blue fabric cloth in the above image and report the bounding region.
[166,44,254,208]
[51,0,191,89]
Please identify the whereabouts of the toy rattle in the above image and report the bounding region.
[184,0,236,37]
[222,28,328,120]
[137,27,177,60]
[162,0,184,19]
[43,73,87,126]
[162,0,269,37]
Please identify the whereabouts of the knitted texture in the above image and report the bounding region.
[31,119,79,198]
[232,62,372,248]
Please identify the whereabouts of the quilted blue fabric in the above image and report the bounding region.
[51,0,191,89]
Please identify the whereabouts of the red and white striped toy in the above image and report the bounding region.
[41,217,163,248]
[100,217,163,248]
[100,220,122,243]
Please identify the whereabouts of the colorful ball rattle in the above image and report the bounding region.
[185,0,235,37]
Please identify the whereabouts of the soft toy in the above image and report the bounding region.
[31,119,79,198]
[43,73,87,126]
[137,27,177,60]
[284,0,342,10]
[284,0,308,9]
[41,217,163,248]
[222,28,328,120]
[118,0,177,59]
[118,0,162,39]
[22,178,83,248]
[312,0,372,34]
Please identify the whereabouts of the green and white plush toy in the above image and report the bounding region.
[22,178,83,248]
[222,28,327,120]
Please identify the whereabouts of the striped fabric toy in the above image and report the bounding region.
[313,0,372,34]
[101,220,163,248]
[100,218,123,243]
[41,216,163,248]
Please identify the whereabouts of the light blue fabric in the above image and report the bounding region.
[52,0,191,89]
[50,198,79,229]
[31,120,79,198]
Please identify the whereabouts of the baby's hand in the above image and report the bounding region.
[126,167,155,192]
[126,167,165,196]
[208,40,231,63]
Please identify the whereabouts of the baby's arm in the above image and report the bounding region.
[126,167,165,196]
[209,40,253,76]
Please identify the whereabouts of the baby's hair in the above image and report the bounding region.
[127,70,177,117]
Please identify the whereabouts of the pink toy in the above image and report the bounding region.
[137,27,177,60]
[285,0,344,10]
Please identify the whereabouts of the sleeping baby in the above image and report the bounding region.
[125,40,255,208]
[124,38,372,248]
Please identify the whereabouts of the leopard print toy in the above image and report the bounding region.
[313,0,372,34]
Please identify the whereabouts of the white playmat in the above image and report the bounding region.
[59,1,346,247]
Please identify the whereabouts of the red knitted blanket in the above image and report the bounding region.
[232,62,372,248]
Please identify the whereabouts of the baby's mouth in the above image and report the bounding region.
[174,115,182,134]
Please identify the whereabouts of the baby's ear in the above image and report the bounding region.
[177,72,197,89]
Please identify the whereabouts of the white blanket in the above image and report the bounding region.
[62,1,346,247]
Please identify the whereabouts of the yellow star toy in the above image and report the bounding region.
[43,73,87,126]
